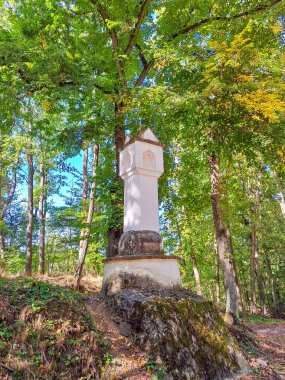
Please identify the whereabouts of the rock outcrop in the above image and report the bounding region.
[107,289,248,380]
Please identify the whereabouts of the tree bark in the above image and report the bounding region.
[226,225,243,312]
[209,152,239,325]
[79,142,89,257]
[25,124,34,277]
[38,163,46,274]
[214,242,220,306]
[180,206,203,296]
[277,191,285,218]
[255,261,267,315]
[250,226,258,314]
[0,157,18,260]
[0,230,4,259]
[264,251,280,314]
[241,272,250,310]
[82,142,89,205]
[74,143,99,290]
[249,177,267,315]
[190,248,203,296]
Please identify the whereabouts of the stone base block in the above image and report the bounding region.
[118,230,163,256]
[102,255,181,294]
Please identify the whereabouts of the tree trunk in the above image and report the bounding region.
[0,158,18,261]
[25,124,34,277]
[82,143,89,204]
[0,219,4,260]
[79,143,89,257]
[277,191,285,218]
[255,264,267,316]
[215,242,220,306]
[190,248,203,296]
[226,225,243,312]
[241,272,250,311]
[264,251,280,314]
[249,176,267,315]
[180,206,203,296]
[74,144,99,290]
[209,152,238,325]
[38,163,46,274]
[106,102,124,258]
[250,226,258,314]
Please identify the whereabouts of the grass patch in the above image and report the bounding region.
[0,277,106,379]
[241,314,282,325]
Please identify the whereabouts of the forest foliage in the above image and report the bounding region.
[0,0,285,321]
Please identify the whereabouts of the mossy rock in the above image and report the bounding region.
[107,289,248,380]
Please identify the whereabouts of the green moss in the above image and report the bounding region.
[139,295,245,379]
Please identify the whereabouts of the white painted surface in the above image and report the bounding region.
[119,130,164,232]
[120,141,164,179]
[124,174,160,232]
[103,257,181,289]
[141,128,159,142]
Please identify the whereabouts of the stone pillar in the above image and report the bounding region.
[102,128,181,294]
[118,128,164,256]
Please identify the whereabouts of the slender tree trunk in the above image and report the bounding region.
[241,272,250,310]
[0,157,18,261]
[209,152,238,325]
[79,143,89,257]
[0,174,4,260]
[106,102,124,258]
[190,248,203,296]
[250,225,267,315]
[25,124,34,276]
[255,262,267,315]
[215,242,220,306]
[0,224,5,273]
[249,176,267,315]
[180,206,203,296]
[0,230,4,259]
[277,191,285,218]
[250,226,258,313]
[74,144,99,290]
[226,225,243,312]
[38,163,46,274]
[82,143,89,204]
[264,251,280,314]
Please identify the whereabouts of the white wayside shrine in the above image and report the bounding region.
[102,128,181,294]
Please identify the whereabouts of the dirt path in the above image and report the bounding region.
[238,322,285,380]
[84,293,153,380]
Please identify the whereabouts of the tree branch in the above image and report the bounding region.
[136,43,148,66]
[124,0,152,56]
[91,0,127,91]
[169,0,283,40]
[135,59,154,87]
[1,158,18,219]
[95,2,119,49]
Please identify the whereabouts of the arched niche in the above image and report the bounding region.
[143,149,156,169]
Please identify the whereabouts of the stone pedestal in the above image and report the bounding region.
[103,255,181,294]
[102,129,181,293]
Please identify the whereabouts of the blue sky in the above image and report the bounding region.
[19,153,83,208]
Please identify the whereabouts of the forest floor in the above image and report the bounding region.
[234,319,285,380]
[1,275,284,380]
